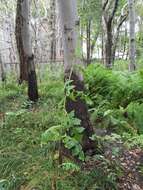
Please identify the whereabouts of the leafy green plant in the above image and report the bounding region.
[84,64,143,134]
[60,162,80,172]
[122,133,143,149]
[126,102,143,133]
[42,111,85,161]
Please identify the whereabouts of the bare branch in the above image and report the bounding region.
[108,0,119,24]
[102,0,109,11]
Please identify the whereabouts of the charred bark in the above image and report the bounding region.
[27,55,38,102]
[65,71,95,152]
[0,54,6,82]
[58,0,96,154]
[15,0,38,101]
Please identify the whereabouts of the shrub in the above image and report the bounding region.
[84,64,143,134]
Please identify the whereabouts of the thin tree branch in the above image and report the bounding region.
[108,0,119,24]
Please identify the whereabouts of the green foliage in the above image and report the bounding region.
[42,111,85,161]
[114,60,129,71]
[60,162,80,172]
[0,81,26,112]
[0,72,66,189]
[1,65,143,189]
[78,0,101,27]
[84,64,143,134]
[121,133,143,149]
[126,102,143,133]
[0,71,120,190]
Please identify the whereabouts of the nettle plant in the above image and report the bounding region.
[41,79,85,162]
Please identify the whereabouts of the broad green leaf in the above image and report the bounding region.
[41,125,62,143]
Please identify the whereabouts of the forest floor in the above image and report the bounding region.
[1,104,143,190]
[83,147,143,190]
[118,149,143,190]
[86,128,143,190]
[1,67,143,190]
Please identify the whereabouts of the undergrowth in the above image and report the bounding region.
[1,65,143,189]
[84,64,143,134]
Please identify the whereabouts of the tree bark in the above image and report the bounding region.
[0,54,6,82]
[15,0,38,101]
[102,0,119,68]
[122,23,128,59]
[105,22,113,68]
[58,0,95,152]
[112,10,128,63]
[27,54,38,102]
[47,0,57,64]
[15,0,28,82]
[128,0,136,71]
[86,19,91,65]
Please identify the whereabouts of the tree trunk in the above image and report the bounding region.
[15,0,28,82]
[122,25,128,59]
[105,22,113,68]
[128,0,136,71]
[80,24,84,60]
[0,54,6,82]
[90,33,99,60]
[102,0,119,68]
[58,0,95,152]
[27,55,38,102]
[86,19,91,65]
[112,11,128,64]
[15,0,38,101]
[101,22,105,64]
[48,0,57,64]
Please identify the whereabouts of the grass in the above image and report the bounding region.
[0,71,65,189]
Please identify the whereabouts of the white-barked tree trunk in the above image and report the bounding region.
[128,0,136,71]
[15,0,38,101]
[58,0,95,153]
